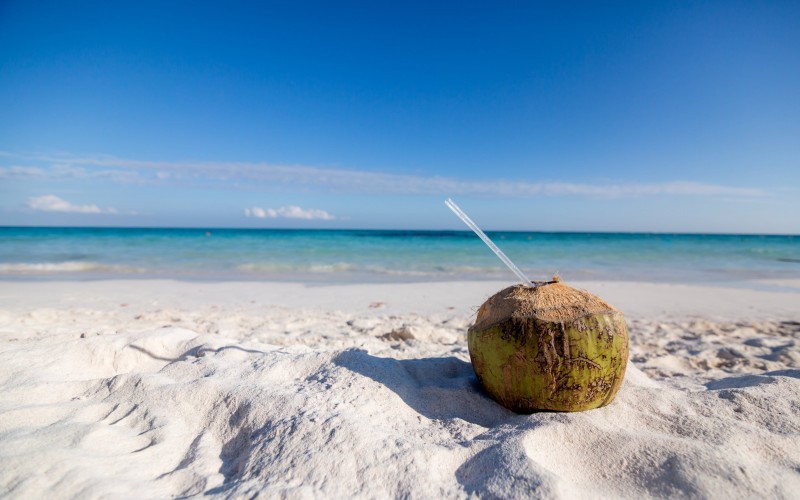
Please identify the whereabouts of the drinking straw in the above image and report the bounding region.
[445,198,535,287]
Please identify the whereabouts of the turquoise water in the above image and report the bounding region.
[0,227,799,283]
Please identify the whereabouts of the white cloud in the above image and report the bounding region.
[244,205,335,220]
[1,152,768,198]
[0,165,48,178]
[27,195,115,214]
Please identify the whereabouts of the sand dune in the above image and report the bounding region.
[0,280,798,498]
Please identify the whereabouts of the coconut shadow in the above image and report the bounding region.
[333,348,518,428]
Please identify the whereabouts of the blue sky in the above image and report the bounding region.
[1,1,798,232]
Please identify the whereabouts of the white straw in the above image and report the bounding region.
[445,198,535,287]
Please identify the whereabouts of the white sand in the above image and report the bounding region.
[0,279,798,498]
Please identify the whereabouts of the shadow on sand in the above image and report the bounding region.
[128,344,268,363]
[333,348,512,428]
[705,368,800,390]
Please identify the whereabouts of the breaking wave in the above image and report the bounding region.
[0,262,140,274]
[236,262,361,273]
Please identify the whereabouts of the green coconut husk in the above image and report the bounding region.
[468,281,628,413]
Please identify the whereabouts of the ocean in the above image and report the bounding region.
[0,227,798,285]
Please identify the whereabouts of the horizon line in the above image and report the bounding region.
[0,224,796,237]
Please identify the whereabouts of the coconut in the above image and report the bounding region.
[468,281,628,413]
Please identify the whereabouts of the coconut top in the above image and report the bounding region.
[472,282,619,330]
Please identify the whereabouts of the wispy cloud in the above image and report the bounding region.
[0,165,48,178]
[27,195,117,214]
[244,205,335,220]
[1,152,767,198]
[1,163,146,184]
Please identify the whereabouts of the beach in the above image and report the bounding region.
[1,278,798,498]
[4,0,800,496]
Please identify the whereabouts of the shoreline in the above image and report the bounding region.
[2,268,800,287]
[1,278,798,320]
